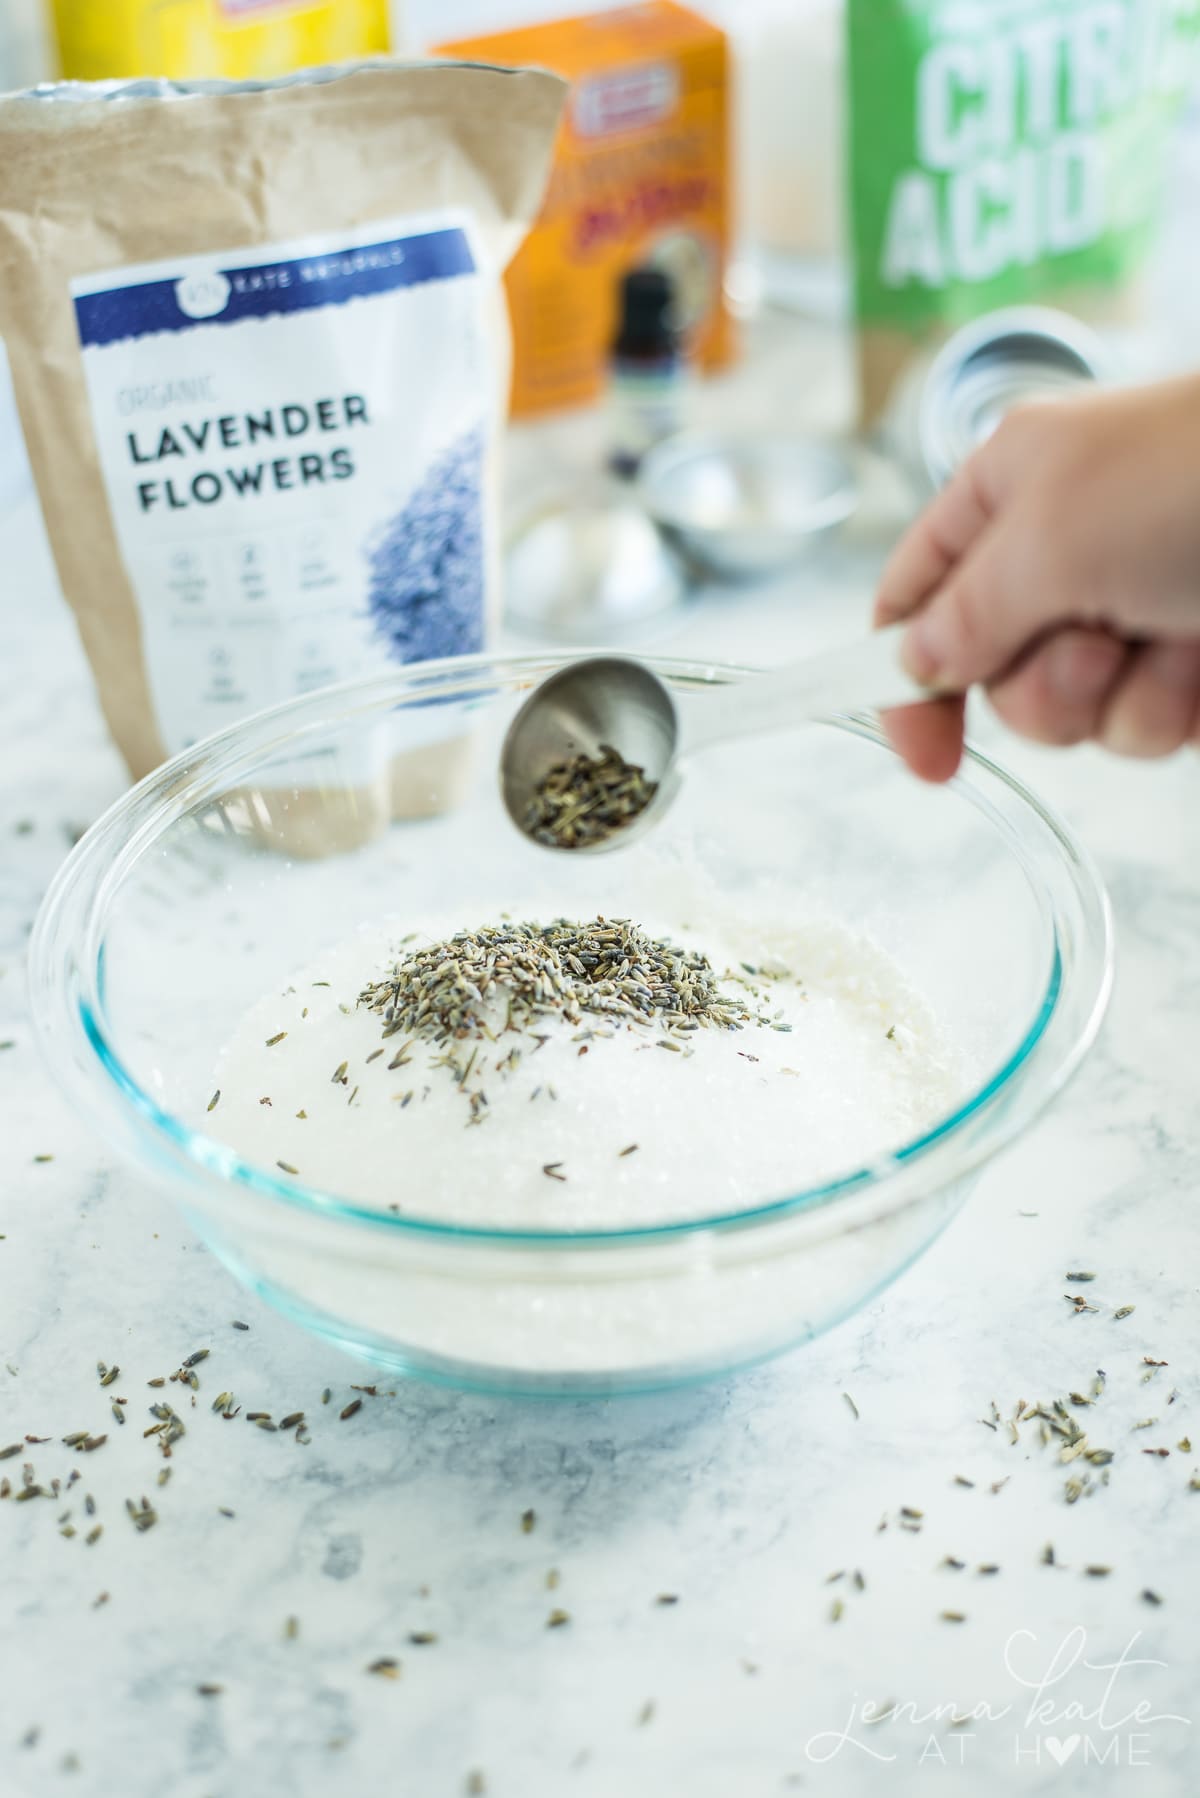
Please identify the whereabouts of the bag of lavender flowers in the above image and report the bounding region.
[0,61,563,841]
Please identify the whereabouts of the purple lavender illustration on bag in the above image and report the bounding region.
[364,424,485,663]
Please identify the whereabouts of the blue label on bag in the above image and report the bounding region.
[74,226,476,347]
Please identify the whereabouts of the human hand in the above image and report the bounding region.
[874,374,1200,780]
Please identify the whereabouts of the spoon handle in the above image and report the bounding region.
[678,624,930,756]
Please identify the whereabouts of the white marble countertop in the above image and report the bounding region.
[2,287,1199,1798]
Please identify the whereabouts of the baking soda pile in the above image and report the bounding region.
[208,908,963,1231]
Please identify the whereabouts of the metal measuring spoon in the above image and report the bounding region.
[501,624,930,853]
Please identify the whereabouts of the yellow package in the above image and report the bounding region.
[438,0,732,418]
[49,0,391,82]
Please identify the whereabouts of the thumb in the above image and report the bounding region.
[900,526,1071,692]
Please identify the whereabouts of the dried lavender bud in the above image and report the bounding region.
[523,744,658,851]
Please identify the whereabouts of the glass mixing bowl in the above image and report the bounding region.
[29,654,1112,1396]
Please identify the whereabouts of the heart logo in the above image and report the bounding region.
[1043,1734,1081,1766]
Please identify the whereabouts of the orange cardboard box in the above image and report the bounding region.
[438,2,733,417]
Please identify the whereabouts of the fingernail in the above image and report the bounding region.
[902,612,954,689]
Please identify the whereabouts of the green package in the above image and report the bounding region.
[848,0,1200,422]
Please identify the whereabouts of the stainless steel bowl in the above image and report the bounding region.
[637,431,857,580]
[504,495,685,641]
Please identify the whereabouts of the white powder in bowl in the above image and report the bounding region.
[208,907,963,1231]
